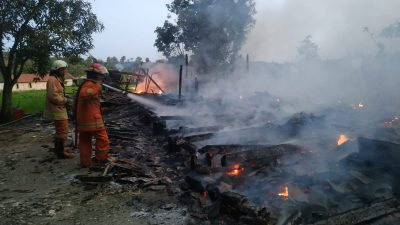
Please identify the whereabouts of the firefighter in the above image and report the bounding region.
[44,60,74,158]
[75,63,110,168]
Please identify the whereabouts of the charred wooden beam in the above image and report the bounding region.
[165,137,197,153]
[198,144,303,169]
[185,173,215,192]
[153,120,166,135]
[183,133,215,142]
[75,175,112,183]
[169,126,222,135]
[199,145,273,155]
[220,191,270,225]
[311,198,400,225]
[111,158,155,178]
[160,115,191,121]
[358,137,400,166]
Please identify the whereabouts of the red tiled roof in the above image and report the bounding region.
[17,73,76,83]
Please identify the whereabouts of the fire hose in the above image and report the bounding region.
[101,83,129,94]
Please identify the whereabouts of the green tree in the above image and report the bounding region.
[154,0,256,74]
[120,56,126,64]
[0,0,103,122]
[381,21,400,38]
[133,57,143,71]
[64,56,90,78]
[105,56,119,69]
[297,35,319,60]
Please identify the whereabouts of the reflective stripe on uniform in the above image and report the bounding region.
[86,88,94,95]
[77,121,105,129]
[53,111,68,120]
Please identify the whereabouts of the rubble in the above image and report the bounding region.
[3,81,400,225]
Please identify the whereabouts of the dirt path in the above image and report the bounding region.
[0,116,190,225]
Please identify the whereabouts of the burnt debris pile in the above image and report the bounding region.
[84,84,400,225]
[159,94,400,224]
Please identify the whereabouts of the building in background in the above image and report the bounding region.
[0,73,75,91]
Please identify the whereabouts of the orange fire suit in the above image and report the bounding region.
[44,76,69,141]
[76,79,109,167]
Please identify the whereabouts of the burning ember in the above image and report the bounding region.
[337,134,349,146]
[384,115,400,128]
[226,164,244,176]
[352,102,365,109]
[278,186,289,199]
[133,88,143,94]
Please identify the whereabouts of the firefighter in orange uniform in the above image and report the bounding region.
[75,63,110,167]
[44,60,74,159]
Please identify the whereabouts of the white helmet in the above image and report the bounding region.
[51,60,68,70]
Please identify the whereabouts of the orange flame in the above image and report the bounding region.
[226,164,244,176]
[278,186,289,199]
[337,134,349,146]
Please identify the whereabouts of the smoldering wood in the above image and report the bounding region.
[197,144,303,169]
[220,191,270,225]
[222,144,303,167]
[165,137,198,153]
[310,198,400,225]
[160,115,191,120]
[169,126,222,135]
[94,81,400,224]
[182,133,215,142]
[280,112,325,137]
[111,158,156,178]
[153,120,166,135]
[357,137,400,166]
[185,173,217,192]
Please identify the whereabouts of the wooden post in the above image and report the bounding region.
[185,54,189,77]
[179,65,183,99]
[185,54,189,93]
[246,54,249,72]
[194,76,198,94]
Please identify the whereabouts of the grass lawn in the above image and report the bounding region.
[0,86,78,114]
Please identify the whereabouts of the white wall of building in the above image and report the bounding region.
[0,79,73,92]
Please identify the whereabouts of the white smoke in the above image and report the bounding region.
[243,0,400,62]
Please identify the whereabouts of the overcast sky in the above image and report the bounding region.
[89,0,400,62]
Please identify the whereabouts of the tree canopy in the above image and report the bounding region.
[155,0,256,74]
[298,35,319,60]
[0,0,104,122]
[381,21,400,38]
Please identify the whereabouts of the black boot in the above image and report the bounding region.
[54,138,74,159]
